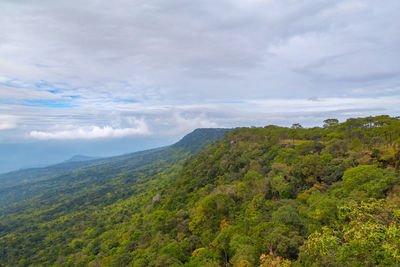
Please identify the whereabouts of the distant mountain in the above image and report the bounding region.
[64,155,101,163]
[0,158,101,190]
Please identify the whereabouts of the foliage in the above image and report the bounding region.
[298,199,400,266]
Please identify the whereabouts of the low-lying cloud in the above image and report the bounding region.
[29,120,150,140]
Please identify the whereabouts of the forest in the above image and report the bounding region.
[0,115,400,266]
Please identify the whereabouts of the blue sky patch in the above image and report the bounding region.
[22,99,79,108]
[68,95,81,99]
[118,99,137,103]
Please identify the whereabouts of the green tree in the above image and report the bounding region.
[298,200,400,266]
[323,118,339,129]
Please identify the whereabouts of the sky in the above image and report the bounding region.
[0,0,399,172]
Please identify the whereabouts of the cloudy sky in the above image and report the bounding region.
[0,0,399,171]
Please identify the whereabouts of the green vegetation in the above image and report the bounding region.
[1,116,400,266]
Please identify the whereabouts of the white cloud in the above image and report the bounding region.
[0,115,17,130]
[29,118,150,140]
[0,122,16,130]
[168,113,219,135]
[247,95,400,113]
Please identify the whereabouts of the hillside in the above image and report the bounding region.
[1,117,400,266]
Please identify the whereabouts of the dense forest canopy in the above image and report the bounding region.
[1,115,400,266]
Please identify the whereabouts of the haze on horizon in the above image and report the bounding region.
[0,0,399,172]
